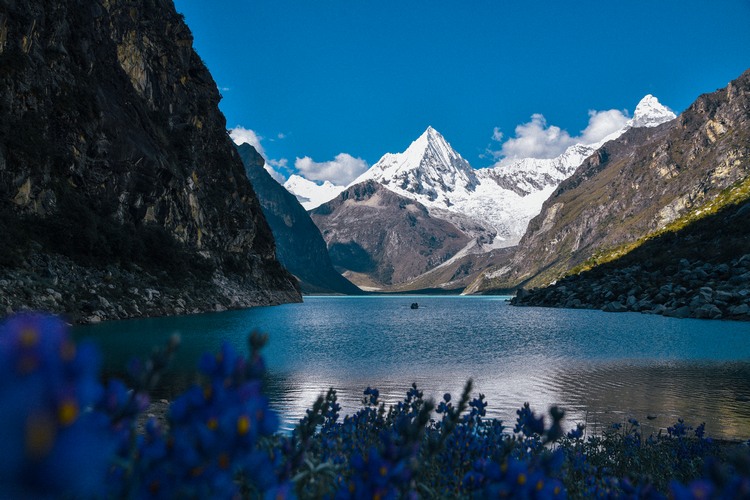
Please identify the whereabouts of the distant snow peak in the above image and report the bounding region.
[283,174,345,210]
[629,94,676,128]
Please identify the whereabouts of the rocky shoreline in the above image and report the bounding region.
[512,255,750,321]
[0,251,300,324]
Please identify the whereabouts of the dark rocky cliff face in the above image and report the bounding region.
[0,0,301,322]
[310,181,471,290]
[237,143,361,295]
[470,68,750,293]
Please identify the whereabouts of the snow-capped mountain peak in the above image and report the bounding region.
[401,126,471,176]
[629,94,676,128]
[293,95,678,247]
[283,174,345,210]
[351,126,478,206]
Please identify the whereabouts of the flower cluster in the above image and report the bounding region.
[0,314,115,497]
[124,339,285,498]
[1,313,749,499]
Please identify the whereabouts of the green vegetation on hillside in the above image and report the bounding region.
[568,174,750,277]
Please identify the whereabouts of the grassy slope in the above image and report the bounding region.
[568,175,750,276]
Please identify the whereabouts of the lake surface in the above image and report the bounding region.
[73,296,750,439]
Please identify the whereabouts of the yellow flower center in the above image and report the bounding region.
[60,341,76,361]
[58,399,79,426]
[20,327,39,347]
[237,415,250,435]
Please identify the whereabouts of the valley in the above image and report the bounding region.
[2,1,749,497]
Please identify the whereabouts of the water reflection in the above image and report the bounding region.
[73,296,750,440]
[261,361,750,438]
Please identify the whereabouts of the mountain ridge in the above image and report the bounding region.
[510,182,750,321]
[469,68,750,294]
[283,175,346,210]
[309,94,676,292]
[238,143,362,295]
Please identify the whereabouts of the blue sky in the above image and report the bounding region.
[173,0,750,184]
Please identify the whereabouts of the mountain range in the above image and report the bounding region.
[284,175,346,211]
[1,0,744,325]
[307,95,675,290]
[469,68,750,297]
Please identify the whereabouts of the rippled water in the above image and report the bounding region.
[73,296,750,439]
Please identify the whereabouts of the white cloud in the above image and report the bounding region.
[277,133,286,139]
[229,126,292,183]
[492,127,503,142]
[264,158,289,183]
[294,153,368,185]
[490,108,630,163]
[268,158,288,169]
[482,127,506,160]
[264,163,286,183]
[499,114,573,160]
[229,126,265,156]
[578,109,629,145]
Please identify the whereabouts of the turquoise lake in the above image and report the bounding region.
[73,296,750,438]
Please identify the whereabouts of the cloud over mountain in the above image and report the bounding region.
[229,126,265,156]
[294,153,369,185]
[490,108,630,163]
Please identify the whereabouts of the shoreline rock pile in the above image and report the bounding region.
[0,252,297,324]
[512,255,750,321]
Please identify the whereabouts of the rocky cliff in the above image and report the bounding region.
[237,143,361,295]
[0,0,301,322]
[469,69,750,294]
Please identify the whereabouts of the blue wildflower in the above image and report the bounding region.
[514,403,545,437]
[695,422,706,439]
[363,386,380,406]
[0,313,116,498]
[667,418,690,438]
[567,423,585,440]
